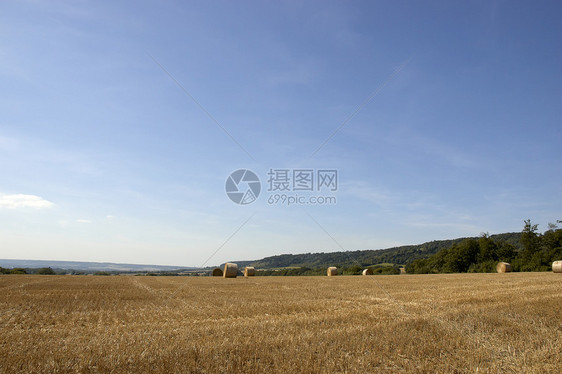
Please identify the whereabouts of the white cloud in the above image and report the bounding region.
[0,194,54,209]
[76,219,92,223]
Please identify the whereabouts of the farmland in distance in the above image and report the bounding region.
[0,273,560,373]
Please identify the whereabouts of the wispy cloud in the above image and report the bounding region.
[407,220,480,233]
[340,180,396,206]
[382,127,479,169]
[0,194,54,209]
[76,219,92,223]
[0,136,20,151]
[0,134,105,179]
[413,135,477,169]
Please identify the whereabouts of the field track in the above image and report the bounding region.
[1,273,561,373]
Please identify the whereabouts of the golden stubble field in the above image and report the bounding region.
[0,273,560,373]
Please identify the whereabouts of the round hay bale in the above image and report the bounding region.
[223,263,238,278]
[327,266,338,276]
[244,266,255,277]
[362,268,373,276]
[552,261,562,273]
[211,268,223,277]
[496,262,512,273]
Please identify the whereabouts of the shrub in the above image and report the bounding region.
[37,267,56,275]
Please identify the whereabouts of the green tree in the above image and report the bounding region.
[443,239,479,273]
[542,222,562,251]
[428,247,449,272]
[478,233,499,262]
[514,220,562,271]
[407,258,433,274]
[343,265,363,275]
[520,219,540,259]
[37,267,56,275]
[496,242,516,261]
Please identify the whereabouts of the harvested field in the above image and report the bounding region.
[0,273,560,373]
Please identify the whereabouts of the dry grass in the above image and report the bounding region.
[0,273,561,373]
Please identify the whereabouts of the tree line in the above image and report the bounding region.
[406,220,561,274]
[253,264,401,276]
[0,267,88,275]
[239,234,522,270]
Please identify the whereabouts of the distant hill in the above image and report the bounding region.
[233,232,522,269]
[1,233,523,274]
[0,259,196,273]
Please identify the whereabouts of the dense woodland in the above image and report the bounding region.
[240,220,560,275]
[254,264,401,276]
[237,232,521,270]
[232,233,522,275]
[0,267,60,275]
[406,220,562,274]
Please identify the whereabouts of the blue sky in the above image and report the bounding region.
[1,0,561,267]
